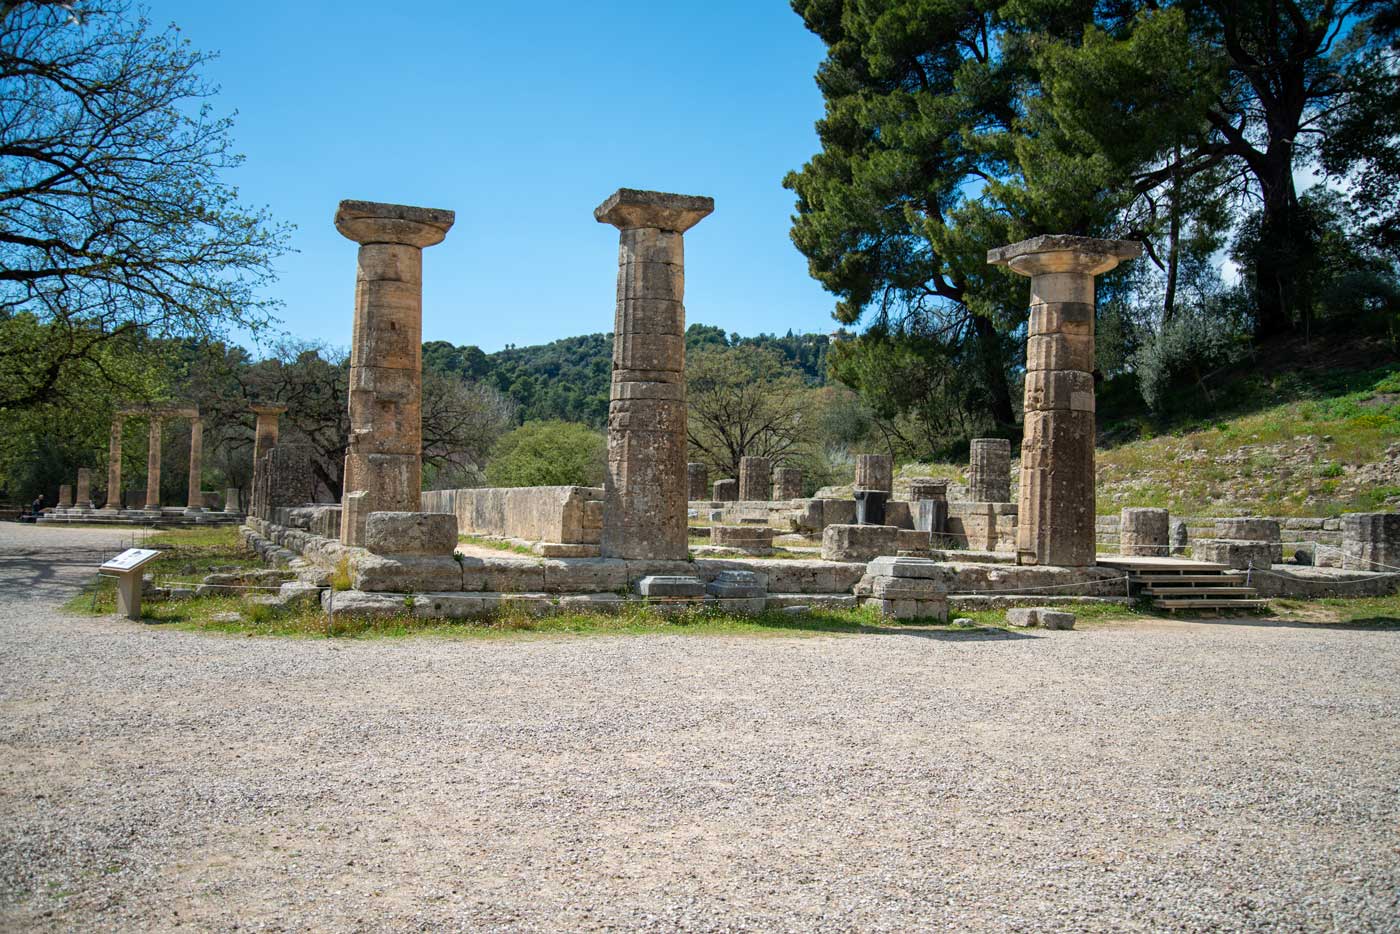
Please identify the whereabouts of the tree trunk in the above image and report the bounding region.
[971,313,1016,430]
[1163,148,1182,324]
[1251,137,1305,341]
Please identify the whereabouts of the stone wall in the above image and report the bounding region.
[421,486,603,547]
[1094,514,1347,549]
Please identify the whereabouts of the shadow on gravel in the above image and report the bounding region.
[1173,616,1400,631]
[0,551,109,603]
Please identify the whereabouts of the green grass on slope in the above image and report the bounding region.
[1097,366,1400,516]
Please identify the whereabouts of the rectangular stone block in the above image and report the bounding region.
[613,332,685,372]
[352,554,463,592]
[637,575,706,597]
[542,558,629,592]
[821,524,900,562]
[365,511,458,556]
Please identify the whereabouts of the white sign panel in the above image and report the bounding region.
[99,548,162,574]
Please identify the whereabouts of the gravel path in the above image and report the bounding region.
[2,523,1399,931]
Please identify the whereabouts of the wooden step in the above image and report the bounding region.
[1145,586,1259,597]
[1153,598,1271,610]
[1136,574,1248,584]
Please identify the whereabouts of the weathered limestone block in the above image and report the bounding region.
[772,467,803,501]
[1006,607,1076,629]
[309,506,341,540]
[364,511,458,556]
[687,463,709,501]
[990,235,1139,568]
[1214,518,1282,542]
[946,502,1018,551]
[1341,512,1400,571]
[946,562,1124,595]
[351,553,463,592]
[58,484,73,508]
[322,589,409,618]
[864,594,948,621]
[75,468,92,508]
[461,557,546,593]
[710,525,775,553]
[713,479,738,502]
[259,444,315,521]
[637,575,706,597]
[821,524,900,562]
[968,439,1012,503]
[1120,507,1170,557]
[337,200,454,544]
[342,491,370,548]
[412,593,489,619]
[1192,539,1281,569]
[706,570,766,599]
[896,529,930,551]
[884,500,914,530]
[908,479,948,502]
[541,558,629,593]
[1170,519,1189,556]
[854,454,893,493]
[422,486,603,547]
[738,456,772,502]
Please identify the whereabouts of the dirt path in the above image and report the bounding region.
[2,522,1398,931]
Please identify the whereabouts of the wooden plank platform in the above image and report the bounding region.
[1154,598,1271,610]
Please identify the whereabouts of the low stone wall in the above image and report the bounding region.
[422,486,603,547]
[1095,514,1346,548]
[1247,565,1400,598]
[943,502,1017,552]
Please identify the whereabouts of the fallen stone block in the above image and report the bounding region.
[706,569,766,599]
[864,596,948,621]
[822,524,900,562]
[1192,539,1282,569]
[1005,607,1077,629]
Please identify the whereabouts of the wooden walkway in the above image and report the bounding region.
[1098,555,1269,612]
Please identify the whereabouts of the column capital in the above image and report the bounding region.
[335,199,455,248]
[595,188,713,233]
[988,235,1140,277]
[250,403,288,417]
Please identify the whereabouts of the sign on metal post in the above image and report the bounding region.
[98,548,162,620]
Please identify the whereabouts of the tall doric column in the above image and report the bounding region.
[335,200,455,546]
[186,414,204,513]
[103,416,124,511]
[595,188,713,560]
[145,416,163,510]
[988,235,1139,567]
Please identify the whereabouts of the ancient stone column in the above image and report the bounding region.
[1120,507,1169,557]
[103,416,124,511]
[773,466,803,501]
[1341,512,1400,571]
[336,200,455,546]
[988,235,1139,567]
[738,456,772,502]
[58,484,73,508]
[224,486,241,514]
[854,454,893,493]
[75,468,91,509]
[186,415,204,513]
[713,479,738,502]
[145,416,163,510]
[968,439,1012,503]
[251,403,287,467]
[687,463,709,501]
[595,188,713,560]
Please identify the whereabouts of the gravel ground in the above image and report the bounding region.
[2,523,1399,931]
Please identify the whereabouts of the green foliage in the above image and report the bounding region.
[0,1,290,413]
[484,420,606,488]
[1131,309,1251,413]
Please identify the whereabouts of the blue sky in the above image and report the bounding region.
[143,1,836,354]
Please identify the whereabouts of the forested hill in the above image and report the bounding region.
[423,325,833,427]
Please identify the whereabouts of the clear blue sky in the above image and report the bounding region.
[143,1,836,355]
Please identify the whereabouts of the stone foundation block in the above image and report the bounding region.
[821,524,900,562]
[637,575,706,597]
[896,528,930,551]
[467,557,546,593]
[710,596,767,615]
[864,596,948,621]
[868,556,954,581]
[706,570,765,599]
[1121,507,1170,557]
[1192,539,1282,569]
[352,554,463,592]
[542,558,629,592]
[365,511,458,556]
[412,593,488,618]
[1214,518,1281,542]
[558,593,627,611]
[322,590,411,618]
[710,525,775,552]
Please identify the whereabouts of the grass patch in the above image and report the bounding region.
[1269,593,1400,627]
